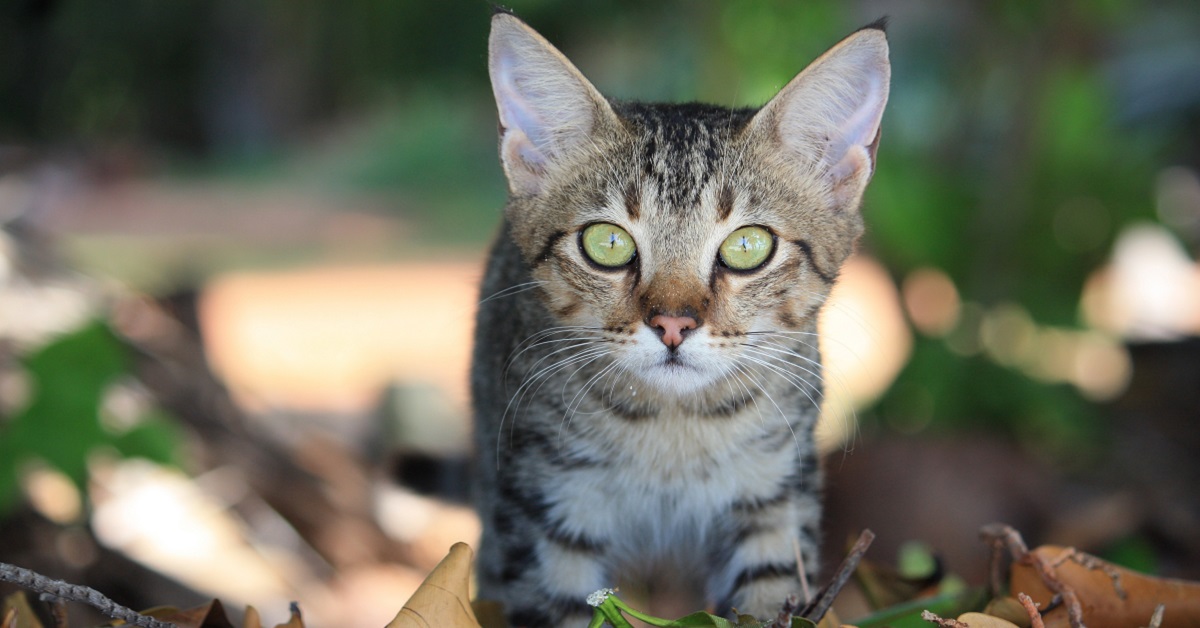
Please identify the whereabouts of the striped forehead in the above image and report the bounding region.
[614,101,756,212]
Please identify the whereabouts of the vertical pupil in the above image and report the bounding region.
[608,233,618,248]
[739,236,750,251]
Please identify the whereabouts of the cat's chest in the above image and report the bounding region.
[545,407,799,546]
[590,410,786,485]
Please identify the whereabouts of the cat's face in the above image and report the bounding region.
[489,14,889,397]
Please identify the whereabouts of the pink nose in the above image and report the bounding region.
[649,314,698,349]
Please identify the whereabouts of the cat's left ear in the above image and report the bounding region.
[750,23,890,211]
[489,13,619,196]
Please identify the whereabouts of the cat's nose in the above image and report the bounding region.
[649,314,698,349]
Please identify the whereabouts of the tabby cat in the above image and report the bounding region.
[472,11,890,627]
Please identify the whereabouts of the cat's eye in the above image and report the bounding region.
[719,226,774,271]
[580,223,637,268]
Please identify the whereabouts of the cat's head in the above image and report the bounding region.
[487,12,889,396]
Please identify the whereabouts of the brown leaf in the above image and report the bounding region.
[1010,545,1200,628]
[2,592,43,628]
[470,600,507,628]
[955,612,1021,628]
[386,543,481,628]
[982,597,1032,627]
[241,606,262,628]
[146,599,237,628]
[272,604,304,628]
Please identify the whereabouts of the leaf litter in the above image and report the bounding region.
[2,524,1198,627]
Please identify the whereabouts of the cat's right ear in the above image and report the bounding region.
[489,14,616,196]
[749,23,890,212]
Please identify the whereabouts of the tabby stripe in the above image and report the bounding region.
[497,479,551,524]
[624,182,641,220]
[731,487,789,514]
[546,521,607,553]
[732,561,799,589]
[511,594,593,626]
[499,542,538,583]
[790,239,836,285]
[702,390,756,418]
[531,230,568,268]
[717,185,734,220]
[732,521,770,545]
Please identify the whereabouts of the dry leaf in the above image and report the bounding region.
[982,597,1032,627]
[386,542,480,628]
[955,612,1021,628]
[146,599,237,628]
[272,604,304,628]
[1010,545,1200,628]
[2,592,42,628]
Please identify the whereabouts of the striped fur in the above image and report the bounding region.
[473,13,889,626]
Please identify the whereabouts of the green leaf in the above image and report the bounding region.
[0,320,182,514]
[663,611,735,627]
[853,588,987,628]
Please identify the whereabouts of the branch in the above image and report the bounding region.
[0,562,177,628]
[799,529,875,621]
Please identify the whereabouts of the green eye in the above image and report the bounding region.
[581,223,637,267]
[719,226,773,270]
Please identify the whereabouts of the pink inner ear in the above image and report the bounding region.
[502,128,547,173]
[828,144,871,183]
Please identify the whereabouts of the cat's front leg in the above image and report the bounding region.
[476,518,610,627]
[712,487,821,620]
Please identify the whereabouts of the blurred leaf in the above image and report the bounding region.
[1,591,43,628]
[386,542,480,628]
[144,598,237,628]
[1011,545,1200,627]
[0,320,181,514]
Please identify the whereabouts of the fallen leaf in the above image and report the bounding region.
[981,597,1031,627]
[145,599,237,628]
[241,606,262,628]
[272,603,304,628]
[386,542,480,628]
[1010,545,1200,628]
[955,612,1021,628]
[2,592,42,628]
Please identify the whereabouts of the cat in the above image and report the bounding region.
[471,10,889,627]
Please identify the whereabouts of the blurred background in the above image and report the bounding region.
[2,0,1199,625]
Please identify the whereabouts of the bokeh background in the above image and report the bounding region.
[2,0,1199,626]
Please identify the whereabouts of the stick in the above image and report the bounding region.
[799,529,875,621]
[0,562,176,628]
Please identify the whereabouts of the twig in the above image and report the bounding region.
[793,534,811,603]
[1017,592,1045,628]
[799,529,875,622]
[980,523,1085,628]
[770,594,801,628]
[1146,604,1164,628]
[920,609,967,627]
[1051,547,1127,599]
[0,562,176,628]
[38,594,68,628]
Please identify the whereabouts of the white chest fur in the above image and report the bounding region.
[543,406,800,561]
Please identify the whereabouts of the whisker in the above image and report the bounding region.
[478,280,546,305]
[559,359,621,446]
[742,341,860,455]
[733,358,804,460]
[496,342,608,465]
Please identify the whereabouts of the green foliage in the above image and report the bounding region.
[0,321,181,514]
[585,590,815,628]
[853,588,987,628]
